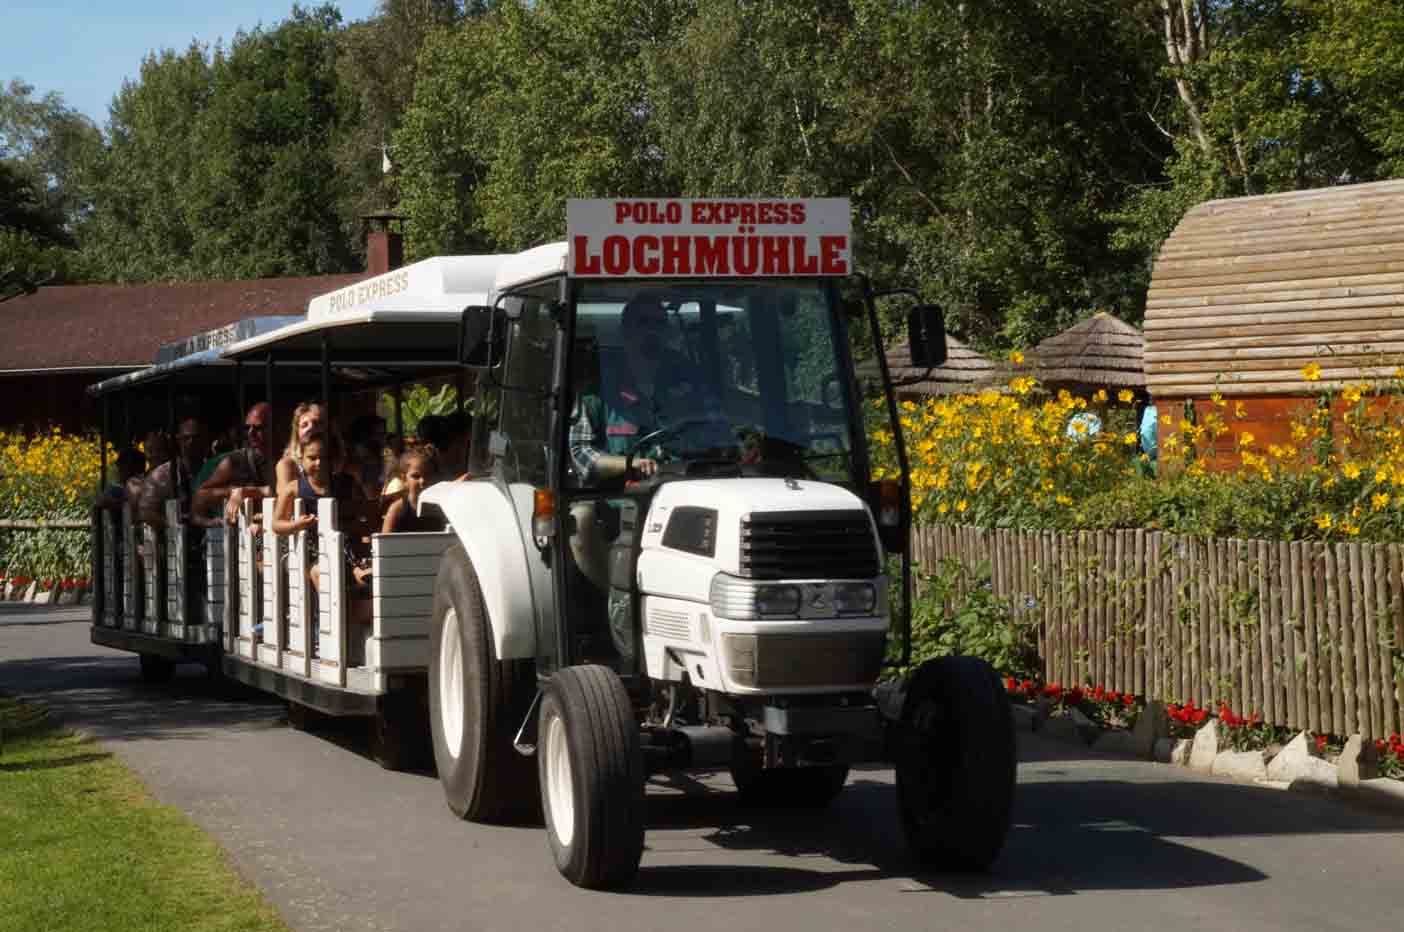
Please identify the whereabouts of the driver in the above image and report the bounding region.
[567,296,715,486]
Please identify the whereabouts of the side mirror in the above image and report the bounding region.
[907,304,948,368]
[460,305,504,368]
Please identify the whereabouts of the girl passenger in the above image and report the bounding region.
[381,445,447,534]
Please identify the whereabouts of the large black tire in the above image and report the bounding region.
[286,701,318,732]
[429,543,538,822]
[138,653,175,684]
[895,656,1016,870]
[729,761,850,808]
[369,684,431,772]
[538,665,645,890]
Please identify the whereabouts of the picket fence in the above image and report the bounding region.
[911,524,1404,739]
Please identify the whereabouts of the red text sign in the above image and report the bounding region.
[567,198,851,278]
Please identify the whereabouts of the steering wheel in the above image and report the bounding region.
[623,414,734,480]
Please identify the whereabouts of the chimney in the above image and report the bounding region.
[364,212,405,275]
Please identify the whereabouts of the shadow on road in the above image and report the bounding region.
[0,751,112,773]
[0,654,284,743]
[634,752,1404,899]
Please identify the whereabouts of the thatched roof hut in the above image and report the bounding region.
[860,334,1005,397]
[1028,312,1145,393]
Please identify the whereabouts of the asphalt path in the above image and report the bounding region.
[4,604,1404,932]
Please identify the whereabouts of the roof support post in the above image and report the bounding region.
[265,352,275,448]
[235,359,245,424]
[321,334,331,429]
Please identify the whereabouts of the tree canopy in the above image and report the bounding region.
[3,0,1404,349]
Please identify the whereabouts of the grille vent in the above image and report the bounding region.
[739,510,879,580]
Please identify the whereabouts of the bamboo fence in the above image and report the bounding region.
[911,524,1404,739]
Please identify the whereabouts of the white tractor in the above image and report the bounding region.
[423,199,1015,888]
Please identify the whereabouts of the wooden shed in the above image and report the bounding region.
[860,334,1005,399]
[1144,179,1404,456]
[1028,312,1145,396]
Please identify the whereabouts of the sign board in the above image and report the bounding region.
[153,316,303,365]
[566,198,851,278]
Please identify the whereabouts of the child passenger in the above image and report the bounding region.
[271,429,370,585]
[381,445,447,534]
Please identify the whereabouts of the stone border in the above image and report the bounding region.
[1012,700,1404,816]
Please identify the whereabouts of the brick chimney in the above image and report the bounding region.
[363,212,405,275]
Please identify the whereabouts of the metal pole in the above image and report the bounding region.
[235,359,245,424]
[265,352,275,456]
[393,382,404,439]
[321,334,332,430]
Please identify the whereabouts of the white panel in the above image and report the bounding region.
[371,531,455,559]
[373,609,433,639]
[261,497,284,655]
[374,576,435,599]
[364,637,429,669]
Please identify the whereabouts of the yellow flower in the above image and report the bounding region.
[1117,389,1134,403]
[937,501,949,515]
[1301,362,1322,381]
[955,499,969,513]
[1342,462,1362,480]
[1342,385,1364,404]
[1055,494,1072,506]
[1009,350,1025,365]
[1238,431,1255,447]
[1372,493,1390,511]
[1211,392,1225,408]
[1344,522,1361,537]
[1234,402,1247,419]
[1121,432,1137,446]
[1315,514,1333,531]
[1093,389,1108,403]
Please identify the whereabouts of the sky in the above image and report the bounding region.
[3,1,381,126]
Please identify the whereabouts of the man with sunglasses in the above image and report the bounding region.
[568,297,712,486]
[193,402,276,525]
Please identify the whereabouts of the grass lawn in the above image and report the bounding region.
[0,697,290,932]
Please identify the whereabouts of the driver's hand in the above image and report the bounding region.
[631,457,659,478]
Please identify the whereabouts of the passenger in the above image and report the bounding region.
[346,414,389,501]
[193,402,275,526]
[95,447,147,513]
[137,416,208,528]
[270,429,372,654]
[274,401,324,492]
[381,445,447,534]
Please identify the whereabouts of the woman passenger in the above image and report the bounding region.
[275,401,324,492]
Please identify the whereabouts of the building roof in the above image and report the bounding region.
[859,334,1006,395]
[1144,178,1404,396]
[1029,312,1145,388]
[0,274,365,375]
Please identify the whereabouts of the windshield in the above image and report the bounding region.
[567,279,858,487]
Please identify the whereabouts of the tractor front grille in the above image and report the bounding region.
[738,510,880,580]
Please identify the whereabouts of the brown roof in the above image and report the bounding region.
[1144,178,1404,397]
[859,334,1006,395]
[1029,312,1145,388]
[0,275,365,373]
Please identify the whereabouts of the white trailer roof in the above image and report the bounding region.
[493,242,568,295]
[222,254,509,358]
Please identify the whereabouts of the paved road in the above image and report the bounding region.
[4,608,1404,932]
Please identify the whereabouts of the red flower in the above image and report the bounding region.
[1191,708,1208,725]
[1006,677,1018,693]
[1122,694,1135,707]
[1315,734,1329,752]
[1066,687,1084,706]
[1093,685,1106,701]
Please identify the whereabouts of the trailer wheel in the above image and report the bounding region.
[538,665,644,890]
[138,653,175,683]
[286,701,318,731]
[895,656,1015,871]
[729,762,850,808]
[430,544,538,822]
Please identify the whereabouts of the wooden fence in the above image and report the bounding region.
[912,525,1404,739]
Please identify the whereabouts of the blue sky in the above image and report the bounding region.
[3,1,381,127]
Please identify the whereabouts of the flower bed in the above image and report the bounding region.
[0,428,105,585]
[872,365,1404,542]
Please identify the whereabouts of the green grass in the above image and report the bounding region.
[0,698,291,932]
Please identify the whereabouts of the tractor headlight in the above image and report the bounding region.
[833,582,877,615]
[709,574,801,619]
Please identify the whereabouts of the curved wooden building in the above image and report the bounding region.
[1029,312,1145,396]
[1144,179,1404,453]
